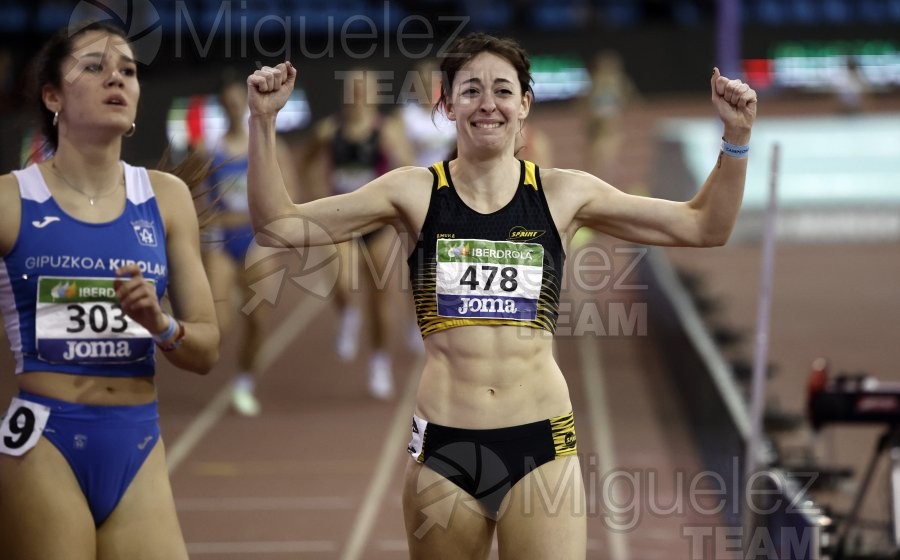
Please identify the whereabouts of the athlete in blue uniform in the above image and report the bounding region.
[246,32,757,559]
[0,23,219,558]
[201,70,299,416]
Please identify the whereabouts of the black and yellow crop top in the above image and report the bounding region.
[408,160,565,337]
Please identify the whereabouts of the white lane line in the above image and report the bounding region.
[166,295,327,474]
[187,540,337,554]
[255,297,331,374]
[375,538,606,552]
[578,336,630,560]
[339,357,423,560]
[165,389,231,475]
[176,496,353,511]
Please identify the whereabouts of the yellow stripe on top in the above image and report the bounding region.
[523,160,538,191]
[432,161,536,190]
[432,162,450,190]
[550,411,577,457]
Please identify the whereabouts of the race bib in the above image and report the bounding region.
[35,276,153,364]
[407,416,428,462]
[0,398,50,457]
[435,239,544,321]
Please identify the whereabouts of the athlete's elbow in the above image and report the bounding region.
[253,231,278,248]
[250,211,304,248]
[690,212,735,247]
[252,229,295,248]
[706,236,729,248]
[191,328,221,374]
[699,228,732,247]
[189,348,219,375]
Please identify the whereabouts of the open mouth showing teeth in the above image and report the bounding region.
[106,99,125,105]
[473,122,502,129]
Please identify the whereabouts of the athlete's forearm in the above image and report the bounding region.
[158,319,219,375]
[689,131,750,246]
[247,114,297,236]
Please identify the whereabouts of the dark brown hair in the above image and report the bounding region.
[434,32,534,118]
[30,21,131,152]
[218,66,247,94]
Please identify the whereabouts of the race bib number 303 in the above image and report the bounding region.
[435,239,544,321]
[36,276,153,364]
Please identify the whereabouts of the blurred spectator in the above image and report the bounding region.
[583,49,638,186]
[832,56,871,114]
[198,68,301,417]
[391,58,455,167]
[388,59,455,354]
[516,120,553,168]
[306,68,414,399]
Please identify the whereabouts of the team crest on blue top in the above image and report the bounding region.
[132,220,158,247]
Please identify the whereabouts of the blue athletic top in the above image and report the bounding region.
[208,149,250,213]
[0,163,168,377]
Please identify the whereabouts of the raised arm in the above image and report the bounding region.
[688,66,756,244]
[564,67,757,247]
[246,62,403,247]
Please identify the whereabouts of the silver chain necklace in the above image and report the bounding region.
[50,162,124,206]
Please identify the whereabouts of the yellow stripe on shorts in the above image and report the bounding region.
[549,411,577,457]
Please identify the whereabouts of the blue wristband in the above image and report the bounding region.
[721,138,750,158]
[152,314,177,343]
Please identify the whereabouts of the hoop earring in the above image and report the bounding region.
[53,112,59,127]
[124,122,136,137]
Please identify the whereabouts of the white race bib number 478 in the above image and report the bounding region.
[35,276,153,364]
[0,398,50,457]
[435,239,544,321]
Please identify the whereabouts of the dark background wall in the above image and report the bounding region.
[0,0,897,171]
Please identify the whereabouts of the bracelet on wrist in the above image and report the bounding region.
[152,314,176,342]
[721,137,750,159]
[153,314,186,351]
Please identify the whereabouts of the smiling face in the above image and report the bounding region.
[42,30,140,141]
[445,52,532,156]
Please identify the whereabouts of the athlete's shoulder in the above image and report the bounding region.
[147,169,191,194]
[539,167,594,182]
[383,165,434,183]
[146,169,194,214]
[0,171,19,191]
[0,172,22,208]
[0,172,22,255]
[370,166,434,207]
[538,167,612,211]
[375,165,433,192]
[538,167,599,190]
